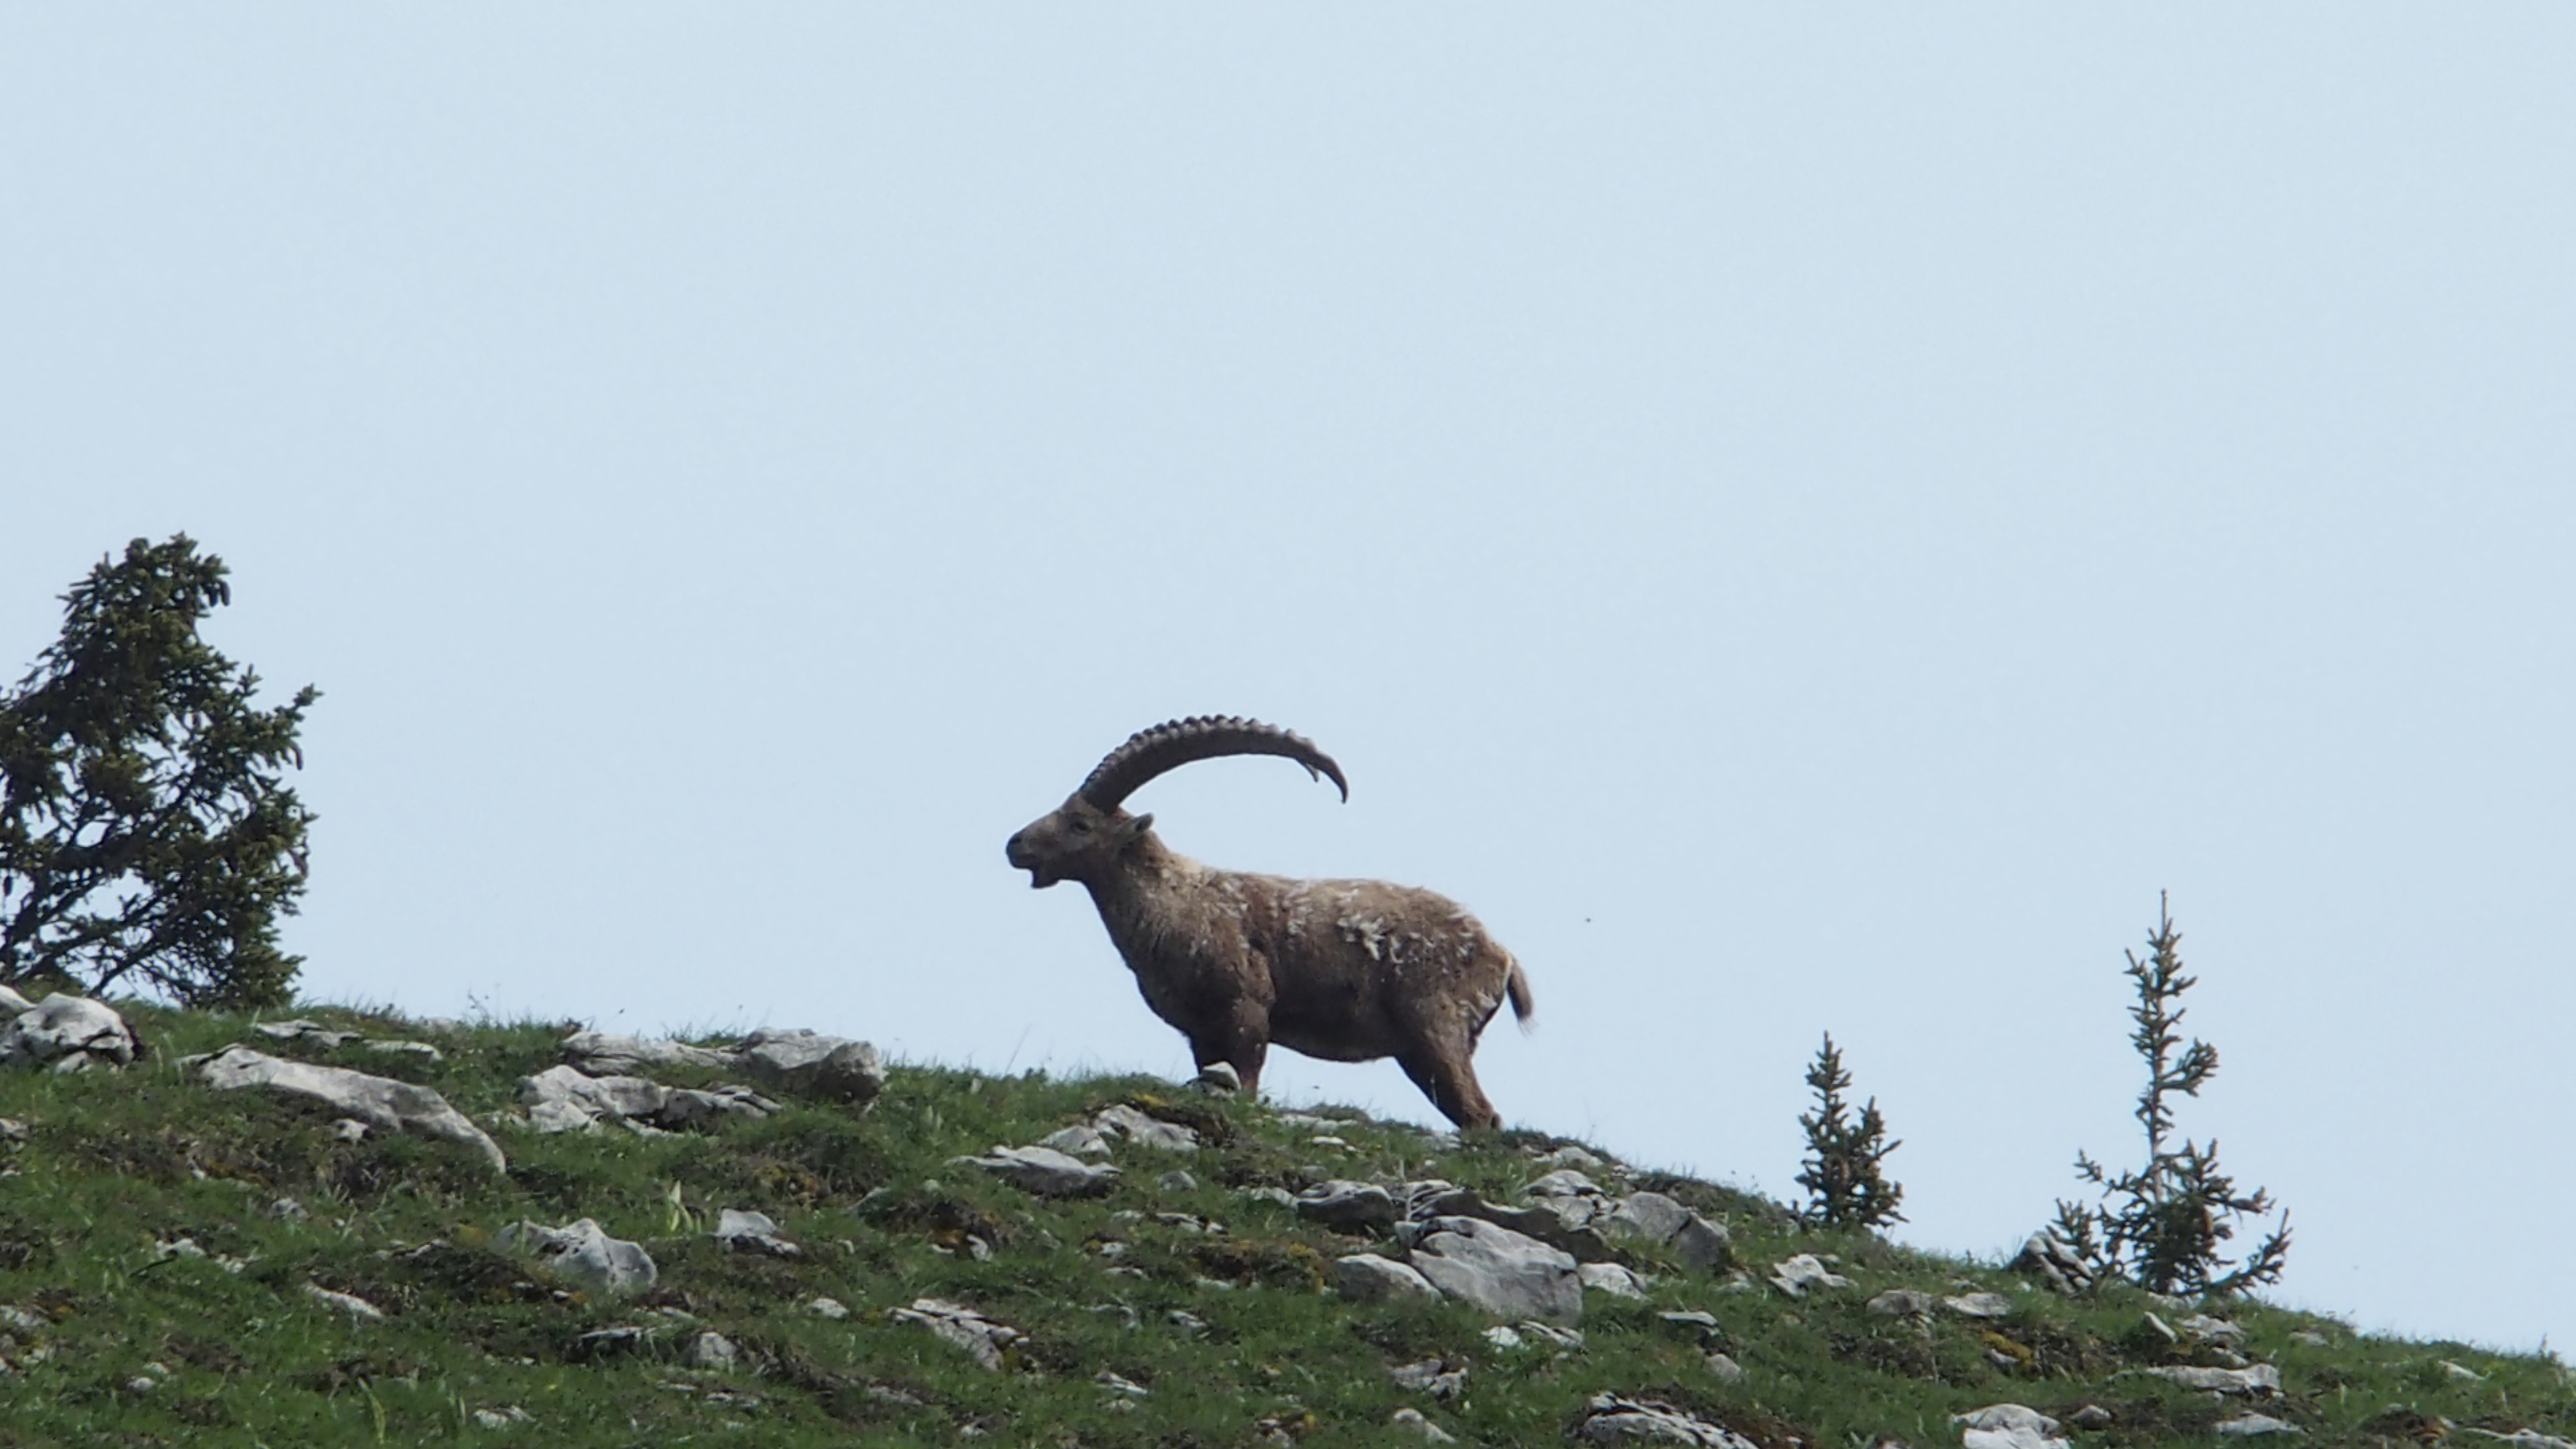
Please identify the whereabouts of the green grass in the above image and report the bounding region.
[0,1002,2566,1446]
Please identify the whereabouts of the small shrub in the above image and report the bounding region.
[1794,1032,1905,1230]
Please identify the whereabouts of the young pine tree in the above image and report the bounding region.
[0,536,318,1008]
[2052,894,2290,1296]
[1796,1032,1905,1230]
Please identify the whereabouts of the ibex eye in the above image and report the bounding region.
[1071,820,1091,835]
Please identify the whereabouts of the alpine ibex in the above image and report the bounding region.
[1005,717,1532,1130]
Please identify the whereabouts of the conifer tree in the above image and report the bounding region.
[2053,895,2290,1296]
[1,536,317,1007]
[1796,1032,1906,1229]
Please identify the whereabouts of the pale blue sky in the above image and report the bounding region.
[5,8,2570,1352]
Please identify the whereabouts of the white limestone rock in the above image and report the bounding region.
[2010,1232,2094,1294]
[952,1144,1120,1196]
[1580,1262,1652,1299]
[1575,1393,1761,1447]
[713,1208,799,1257]
[194,1044,505,1172]
[2216,1414,2304,1437]
[1944,1292,2014,1319]
[890,1297,1022,1371]
[1336,1253,1442,1304]
[1407,1216,1583,1325]
[2137,1363,2281,1396]
[1,993,139,1073]
[1953,1404,2068,1449]
[559,1030,735,1075]
[1298,1180,1399,1231]
[1768,1254,1853,1297]
[733,1028,885,1108]
[303,1283,386,1320]
[499,1217,657,1295]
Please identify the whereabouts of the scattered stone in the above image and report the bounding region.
[807,1296,849,1320]
[361,1039,443,1063]
[1335,1254,1441,1304]
[2441,1360,2487,1382]
[2135,1364,2281,1396]
[1408,1216,1583,1324]
[195,1045,506,1172]
[1483,1324,1521,1350]
[1297,1180,1399,1232]
[2216,1414,2304,1437]
[498,1219,658,1296]
[471,1407,536,1429]
[1658,1310,1721,1341]
[713,1208,799,1257]
[732,1028,885,1107]
[1604,1191,1692,1242]
[685,1331,738,1370]
[2287,1329,2333,1348]
[890,1298,1022,1371]
[1192,1061,1241,1095]
[1581,1262,1652,1299]
[1,993,139,1073]
[1406,1186,1616,1263]
[1090,1103,1200,1151]
[1705,1352,1746,1383]
[1596,1190,1731,1270]
[0,985,29,1015]
[1038,1122,1113,1157]
[2142,1311,2180,1344]
[1533,1146,1607,1171]
[254,1020,360,1048]
[951,1145,1121,1196]
[2181,1314,2249,1347]
[1953,1404,2068,1449]
[1527,1168,1607,1200]
[1943,1292,2013,1319]
[1095,1369,1150,1397]
[560,1031,736,1074]
[1868,1290,1937,1317]
[2009,1232,2094,1295]
[2066,1406,2114,1430]
[1768,1254,1853,1297]
[1574,1392,1761,1447]
[1391,1358,1468,1400]
[1158,1170,1198,1192]
[1166,1309,1208,1335]
[302,1283,385,1320]
[2463,1433,2576,1449]
[1392,1407,1459,1443]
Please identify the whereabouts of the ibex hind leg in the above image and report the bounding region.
[1396,1041,1501,1132]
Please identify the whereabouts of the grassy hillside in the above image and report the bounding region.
[0,1002,2566,1447]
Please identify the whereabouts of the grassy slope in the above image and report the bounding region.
[0,1003,2566,1448]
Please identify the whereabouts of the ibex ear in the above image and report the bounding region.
[1114,813,1155,848]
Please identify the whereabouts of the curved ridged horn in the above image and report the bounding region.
[1075,716,1350,810]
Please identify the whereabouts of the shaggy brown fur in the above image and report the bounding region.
[1006,717,1532,1130]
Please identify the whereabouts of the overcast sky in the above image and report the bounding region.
[5,8,2570,1354]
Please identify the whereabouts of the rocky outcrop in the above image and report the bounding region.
[1407,1216,1584,1325]
[1,993,139,1073]
[193,1044,506,1172]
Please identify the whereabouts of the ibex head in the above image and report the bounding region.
[1004,715,1347,889]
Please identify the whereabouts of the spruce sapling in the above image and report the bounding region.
[1796,1032,1905,1230]
[2055,894,2290,1296]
